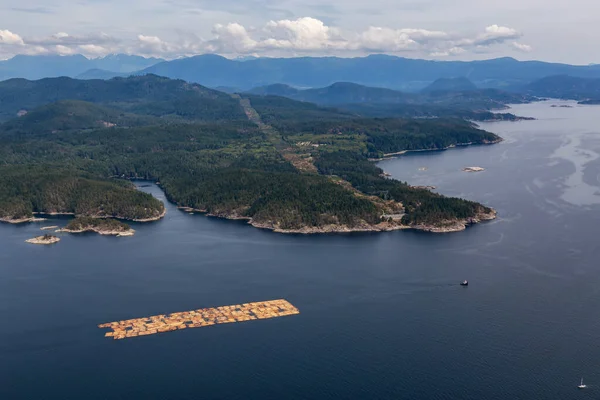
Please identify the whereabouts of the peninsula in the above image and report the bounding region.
[0,75,502,235]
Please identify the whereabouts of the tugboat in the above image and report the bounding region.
[460,280,469,286]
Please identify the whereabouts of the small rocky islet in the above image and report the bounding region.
[25,234,60,245]
[25,217,136,245]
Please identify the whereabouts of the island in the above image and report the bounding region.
[58,217,135,237]
[26,234,60,245]
[0,75,502,235]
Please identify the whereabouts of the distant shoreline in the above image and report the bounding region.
[180,208,497,235]
[58,227,135,237]
[370,139,503,161]
[2,137,498,236]
[0,208,166,226]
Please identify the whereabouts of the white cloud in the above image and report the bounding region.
[27,32,119,46]
[78,44,109,56]
[261,17,340,50]
[1,0,598,64]
[398,28,449,43]
[136,34,174,55]
[0,30,25,45]
[0,18,529,59]
[476,25,521,46]
[430,46,466,57]
[356,27,415,52]
[137,35,164,47]
[512,42,533,52]
[449,46,466,55]
[211,23,257,53]
[54,44,75,55]
[23,46,50,56]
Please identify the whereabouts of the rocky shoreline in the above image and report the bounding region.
[26,235,60,245]
[132,208,167,222]
[0,208,166,225]
[412,209,497,233]
[374,139,504,161]
[187,207,497,235]
[57,227,136,237]
[0,217,47,224]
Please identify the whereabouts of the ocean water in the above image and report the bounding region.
[1,100,600,399]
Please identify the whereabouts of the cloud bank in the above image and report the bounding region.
[0,17,530,59]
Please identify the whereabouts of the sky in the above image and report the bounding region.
[0,0,598,64]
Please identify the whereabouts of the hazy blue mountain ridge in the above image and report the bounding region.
[521,75,600,99]
[4,53,600,90]
[0,54,163,81]
[139,54,600,90]
[245,82,534,112]
[421,77,478,93]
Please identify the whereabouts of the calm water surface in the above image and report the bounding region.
[2,101,600,399]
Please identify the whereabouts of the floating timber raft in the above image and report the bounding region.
[99,299,299,340]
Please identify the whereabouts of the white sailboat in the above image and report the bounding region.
[578,377,587,389]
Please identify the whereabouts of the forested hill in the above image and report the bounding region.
[0,53,162,81]
[244,82,535,121]
[0,75,499,233]
[0,74,246,122]
[245,82,532,108]
[421,77,478,93]
[1,100,158,134]
[249,82,417,105]
[521,75,600,100]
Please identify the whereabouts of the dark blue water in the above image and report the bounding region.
[2,101,600,399]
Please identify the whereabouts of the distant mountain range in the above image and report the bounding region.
[245,80,533,111]
[521,75,600,100]
[138,54,600,90]
[421,77,478,93]
[248,82,417,104]
[76,69,129,80]
[3,54,600,91]
[0,54,163,81]
[3,54,600,101]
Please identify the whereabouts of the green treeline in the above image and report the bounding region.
[0,75,499,230]
[0,74,246,122]
[314,151,490,226]
[164,167,380,229]
[0,121,378,229]
[65,217,131,232]
[263,116,500,157]
[0,166,164,220]
[2,100,158,134]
